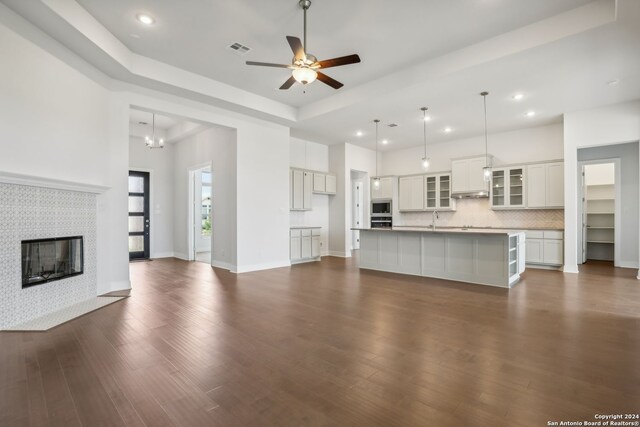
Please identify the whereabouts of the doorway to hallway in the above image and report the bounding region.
[189,165,212,264]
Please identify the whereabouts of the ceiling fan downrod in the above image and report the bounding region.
[299,0,311,53]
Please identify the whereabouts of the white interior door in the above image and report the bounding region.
[352,180,364,250]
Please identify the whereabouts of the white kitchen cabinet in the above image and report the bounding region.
[545,163,564,207]
[399,176,425,211]
[301,229,312,259]
[291,169,313,210]
[451,156,490,195]
[491,166,525,209]
[290,229,302,260]
[290,227,322,263]
[313,173,325,193]
[312,172,337,195]
[303,171,312,209]
[312,230,321,257]
[543,239,563,265]
[525,230,563,267]
[527,162,564,208]
[371,176,394,200]
[325,175,337,194]
[424,174,455,211]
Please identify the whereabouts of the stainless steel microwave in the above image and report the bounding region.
[371,200,392,216]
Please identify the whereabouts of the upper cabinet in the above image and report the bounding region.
[527,162,564,208]
[425,174,455,211]
[313,172,337,195]
[398,176,425,211]
[291,169,312,211]
[399,173,455,212]
[451,156,491,195]
[371,176,394,200]
[291,168,336,211]
[491,167,525,209]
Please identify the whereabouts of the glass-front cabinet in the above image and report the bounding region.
[424,173,455,211]
[491,167,526,209]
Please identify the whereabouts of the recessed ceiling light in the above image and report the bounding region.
[356,131,363,137]
[130,33,141,39]
[136,14,155,25]
[138,121,148,125]
[444,127,453,133]
[382,139,389,145]
[525,111,536,117]
[512,93,524,101]
[607,79,620,86]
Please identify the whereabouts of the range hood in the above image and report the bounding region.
[451,190,490,199]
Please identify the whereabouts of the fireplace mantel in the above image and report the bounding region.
[0,171,110,194]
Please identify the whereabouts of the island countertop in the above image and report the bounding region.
[352,226,526,235]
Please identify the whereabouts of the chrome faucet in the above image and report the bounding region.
[432,210,439,230]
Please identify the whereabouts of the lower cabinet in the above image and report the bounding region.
[525,230,563,267]
[290,228,321,262]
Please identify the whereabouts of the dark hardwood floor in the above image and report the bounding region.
[2,257,639,427]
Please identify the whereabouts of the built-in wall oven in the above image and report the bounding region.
[371,200,392,228]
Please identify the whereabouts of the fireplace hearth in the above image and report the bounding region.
[21,236,84,288]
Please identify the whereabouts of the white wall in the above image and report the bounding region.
[329,143,377,256]
[381,123,564,176]
[129,137,175,258]
[564,101,640,275]
[290,137,330,255]
[0,21,129,295]
[584,163,615,186]
[172,126,237,269]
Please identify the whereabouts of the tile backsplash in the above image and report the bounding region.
[396,198,564,229]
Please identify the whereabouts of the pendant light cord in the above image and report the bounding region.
[374,119,380,178]
[482,92,488,167]
[422,107,428,159]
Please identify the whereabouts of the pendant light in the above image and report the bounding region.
[420,107,430,170]
[480,91,491,181]
[145,113,164,149]
[373,119,381,189]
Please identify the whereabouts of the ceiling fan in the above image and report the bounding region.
[246,0,361,90]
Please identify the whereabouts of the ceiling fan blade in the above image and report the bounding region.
[286,36,305,61]
[246,61,291,68]
[316,72,343,89]
[316,54,361,69]
[279,76,297,90]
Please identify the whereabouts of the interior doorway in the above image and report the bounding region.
[580,160,620,265]
[350,170,368,252]
[128,171,150,260]
[189,164,213,264]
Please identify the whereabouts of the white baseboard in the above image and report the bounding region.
[173,252,189,261]
[152,252,175,259]
[562,264,579,274]
[234,260,291,274]
[99,280,131,295]
[617,260,640,269]
[328,250,349,258]
[211,260,235,271]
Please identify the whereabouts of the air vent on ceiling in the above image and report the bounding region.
[388,123,399,128]
[138,121,148,125]
[227,42,251,56]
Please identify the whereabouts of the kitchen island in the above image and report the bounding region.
[354,227,526,288]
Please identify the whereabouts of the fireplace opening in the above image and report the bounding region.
[21,236,84,288]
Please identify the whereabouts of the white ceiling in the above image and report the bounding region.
[3,0,640,152]
[129,108,177,129]
[74,0,593,107]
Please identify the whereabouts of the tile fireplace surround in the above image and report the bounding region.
[0,182,98,330]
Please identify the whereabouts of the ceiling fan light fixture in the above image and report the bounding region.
[292,67,317,84]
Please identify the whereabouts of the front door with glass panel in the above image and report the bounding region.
[128,171,150,260]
